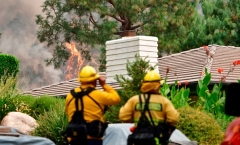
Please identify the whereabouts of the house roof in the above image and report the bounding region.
[23,72,121,97]
[158,44,240,84]
[23,44,240,97]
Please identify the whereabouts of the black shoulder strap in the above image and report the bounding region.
[70,89,84,111]
[80,87,104,113]
[86,94,104,113]
[67,87,94,107]
[69,89,85,122]
[69,87,104,113]
[144,93,155,126]
[139,94,149,117]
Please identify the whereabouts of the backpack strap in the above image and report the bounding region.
[79,87,105,114]
[70,89,85,122]
[67,87,95,107]
[139,94,151,118]
[86,94,104,113]
[144,93,156,126]
[70,89,82,111]
[69,87,105,114]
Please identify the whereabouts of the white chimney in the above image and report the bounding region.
[105,36,159,83]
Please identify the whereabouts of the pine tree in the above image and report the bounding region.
[105,54,155,123]
[36,0,198,68]
[183,0,240,49]
[115,54,155,103]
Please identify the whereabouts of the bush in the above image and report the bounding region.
[176,107,223,145]
[32,104,68,145]
[13,95,37,115]
[31,96,65,119]
[115,54,155,103]
[13,95,37,108]
[0,53,19,80]
[104,104,122,123]
[0,94,18,121]
[105,54,155,123]
[0,76,19,121]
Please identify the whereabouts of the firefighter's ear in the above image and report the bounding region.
[225,83,240,116]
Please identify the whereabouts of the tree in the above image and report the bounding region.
[183,0,240,50]
[105,54,155,123]
[36,0,198,69]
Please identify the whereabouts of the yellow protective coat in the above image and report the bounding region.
[65,84,121,139]
[119,94,179,126]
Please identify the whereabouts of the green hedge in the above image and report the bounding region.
[176,107,223,145]
[31,96,65,119]
[0,53,19,79]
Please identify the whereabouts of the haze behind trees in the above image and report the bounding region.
[36,0,240,71]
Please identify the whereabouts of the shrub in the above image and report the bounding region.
[13,95,37,115]
[115,54,155,104]
[0,94,18,121]
[160,80,190,109]
[104,104,122,123]
[31,96,65,119]
[105,54,155,123]
[0,76,19,121]
[176,107,223,145]
[0,53,19,81]
[13,95,37,107]
[32,104,68,145]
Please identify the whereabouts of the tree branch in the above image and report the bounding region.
[50,4,77,35]
[108,0,115,7]
[130,24,141,30]
[106,13,126,23]
[89,13,96,24]
[130,17,155,30]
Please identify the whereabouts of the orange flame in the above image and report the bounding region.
[65,42,83,80]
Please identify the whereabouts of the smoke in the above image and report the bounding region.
[0,0,63,91]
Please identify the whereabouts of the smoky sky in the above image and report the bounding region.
[0,0,63,91]
[0,0,101,92]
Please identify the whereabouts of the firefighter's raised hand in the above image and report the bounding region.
[98,76,106,87]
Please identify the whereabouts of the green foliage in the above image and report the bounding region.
[0,54,19,80]
[160,80,190,109]
[185,0,240,49]
[193,68,233,130]
[36,0,198,68]
[104,104,122,123]
[115,54,155,103]
[0,76,19,121]
[105,54,154,123]
[0,76,32,120]
[195,68,225,116]
[176,107,223,145]
[31,96,65,119]
[0,94,17,121]
[13,95,37,109]
[32,106,68,145]
[98,47,106,72]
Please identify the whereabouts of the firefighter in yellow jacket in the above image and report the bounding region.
[119,70,179,144]
[65,65,121,145]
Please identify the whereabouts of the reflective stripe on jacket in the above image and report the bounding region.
[119,94,179,126]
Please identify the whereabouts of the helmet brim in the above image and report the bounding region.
[78,74,100,83]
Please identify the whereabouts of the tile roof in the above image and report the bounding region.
[23,44,240,97]
[158,44,240,84]
[23,72,121,97]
